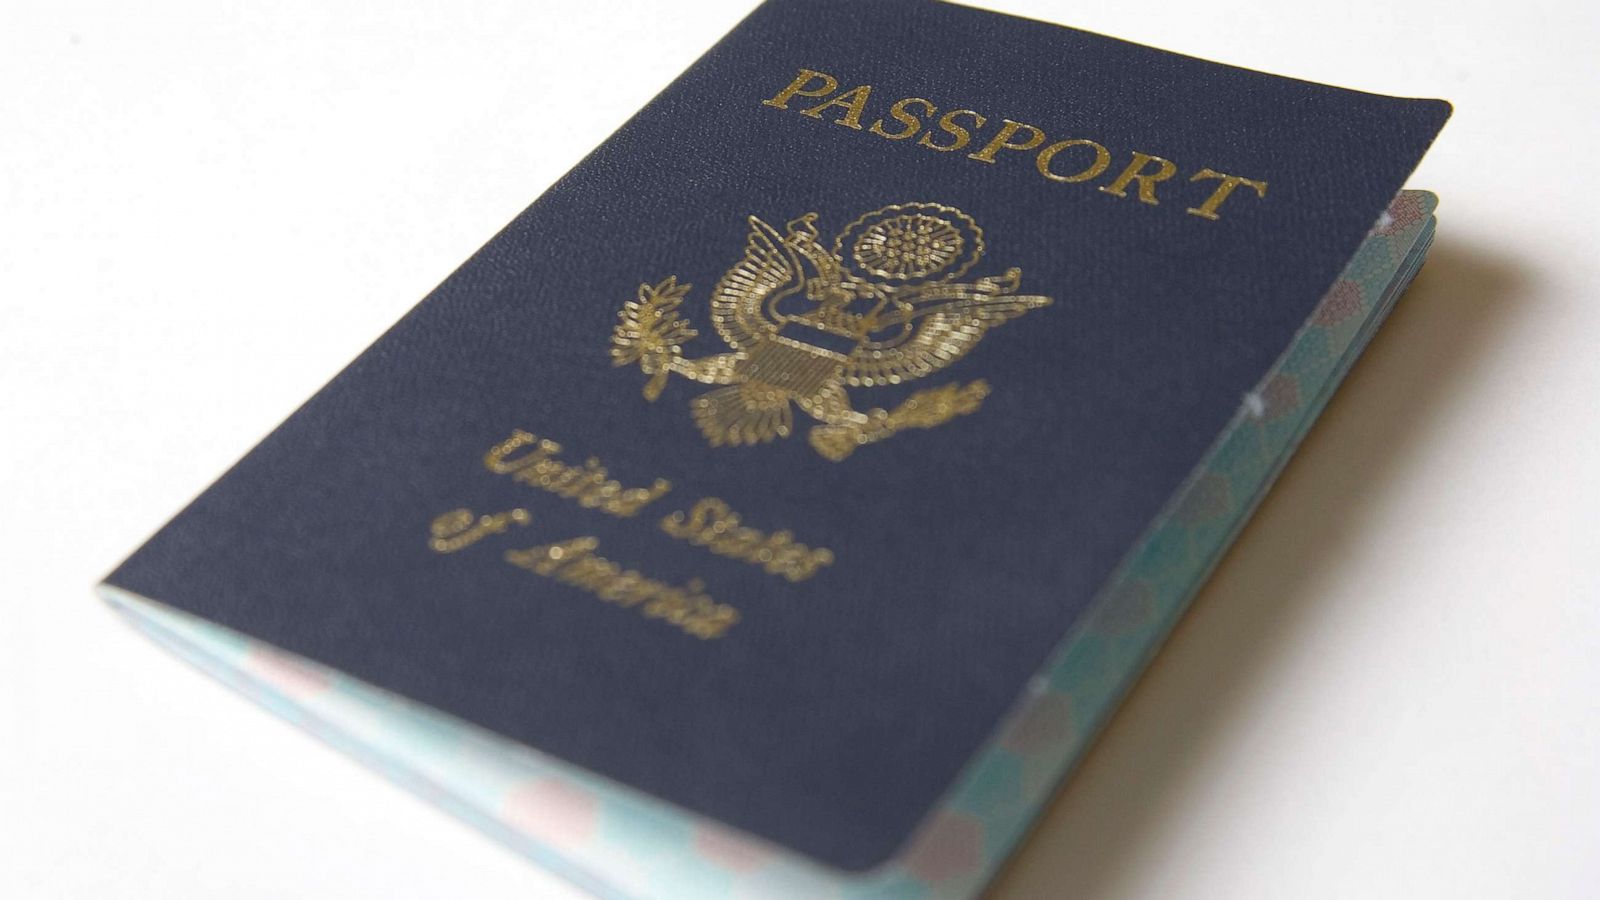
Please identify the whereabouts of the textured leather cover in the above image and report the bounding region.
[106,0,1448,871]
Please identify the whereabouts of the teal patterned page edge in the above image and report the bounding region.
[100,190,1439,900]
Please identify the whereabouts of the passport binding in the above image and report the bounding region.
[102,192,1438,899]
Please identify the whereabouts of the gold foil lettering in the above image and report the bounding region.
[761,69,838,110]
[1098,151,1179,205]
[800,84,872,129]
[428,507,531,553]
[505,538,740,639]
[969,118,1045,163]
[660,497,835,581]
[760,67,1268,221]
[918,109,986,152]
[869,97,935,140]
[1185,168,1269,221]
[1036,138,1112,183]
[485,430,671,517]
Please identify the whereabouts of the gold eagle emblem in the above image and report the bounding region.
[610,202,1052,461]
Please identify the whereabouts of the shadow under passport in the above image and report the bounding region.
[986,237,1530,899]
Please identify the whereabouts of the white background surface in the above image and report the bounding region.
[3,1,1597,897]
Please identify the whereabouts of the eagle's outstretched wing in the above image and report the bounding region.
[709,217,803,352]
[842,280,1051,387]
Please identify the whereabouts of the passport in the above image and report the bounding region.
[101,1,1450,896]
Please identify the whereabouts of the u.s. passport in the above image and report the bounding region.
[101,1,1451,896]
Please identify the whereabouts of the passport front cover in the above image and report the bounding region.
[103,0,1450,891]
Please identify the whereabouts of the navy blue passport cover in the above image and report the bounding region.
[106,0,1448,872]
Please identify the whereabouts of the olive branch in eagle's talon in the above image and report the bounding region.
[611,276,697,401]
